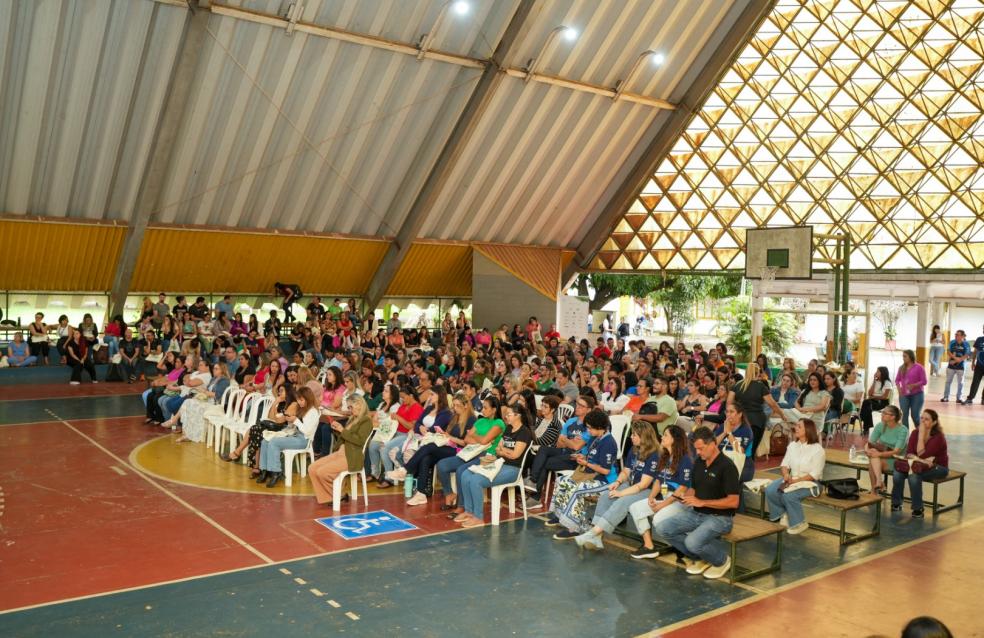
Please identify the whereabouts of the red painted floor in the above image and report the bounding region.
[0,415,519,611]
[665,519,984,638]
[0,382,145,401]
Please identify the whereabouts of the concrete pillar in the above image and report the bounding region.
[826,275,837,361]
[915,283,930,366]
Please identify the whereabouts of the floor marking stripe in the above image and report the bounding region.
[309,588,323,597]
[327,600,340,608]
[293,578,307,585]
[345,611,360,620]
[644,513,984,637]
[45,410,273,567]
[109,466,126,476]
[279,568,291,575]
[0,510,512,615]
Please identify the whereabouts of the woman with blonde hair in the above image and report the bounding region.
[258,386,320,488]
[574,421,661,550]
[308,395,373,505]
[728,361,787,456]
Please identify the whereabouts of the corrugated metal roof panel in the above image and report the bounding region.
[473,243,561,299]
[130,227,389,294]
[0,218,126,290]
[386,242,472,297]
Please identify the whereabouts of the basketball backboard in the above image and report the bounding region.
[744,226,813,280]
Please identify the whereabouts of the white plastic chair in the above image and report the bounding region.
[609,414,631,459]
[284,437,315,487]
[556,403,574,422]
[230,396,273,463]
[491,443,534,526]
[203,386,237,448]
[216,392,262,455]
[332,431,376,511]
[211,388,249,451]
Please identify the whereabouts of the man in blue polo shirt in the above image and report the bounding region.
[942,330,971,403]
[961,324,984,405]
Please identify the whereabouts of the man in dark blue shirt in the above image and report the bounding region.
[943,330,971,402]
[961,324,984,405]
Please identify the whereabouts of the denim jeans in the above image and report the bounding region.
[943,368,964,401]
[105,336,119,357]
[382,434,408,473]
[928,345,944,375]
[892,465,949,511]
[142,388,153,407]
[898,391,924,428]
[651,506,733,567]
[459,464,520,518]
[592,490,650,534]
[765,479,816,527]
[161,395,189,420]
[436,455,482,495]
[366,434,407,477]
[259,432,308,473]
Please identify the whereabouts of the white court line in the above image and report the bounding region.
[109,466,126,476]
[293,577,307,585]
[45,409,273,566]
[345,612,360,621]
[326,600,341,608]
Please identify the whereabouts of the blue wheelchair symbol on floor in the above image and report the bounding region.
[315,510,417,540]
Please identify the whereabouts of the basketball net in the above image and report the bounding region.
[761,266,779,283]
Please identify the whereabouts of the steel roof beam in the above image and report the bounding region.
[108,4,207,317]
[363,0,537,310]
[560,0,776,288]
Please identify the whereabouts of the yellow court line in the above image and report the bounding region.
[46,410,274,565]
[643,513,984,637]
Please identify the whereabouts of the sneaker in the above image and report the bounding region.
[523,478,536,490]
[553,529,579,540]
[525,497,543,510]
[385,468,407,482]
[703,557,732,580]
[684,558,710,575]
[630,545,660,560]
[779,513,789,528]
[543,514,561,528]
[788,521,809,535]
[941,397,948,403]
[92,380,98,384]
[912,508,924,518]
[575,532,604,550]
[406,492,428,506]
[891,504,902,512]
[69,381,80,385]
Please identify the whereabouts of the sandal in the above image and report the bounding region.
[220,452,241,462]
[377,480,394,489]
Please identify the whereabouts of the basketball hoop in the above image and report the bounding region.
[761,266,779,283]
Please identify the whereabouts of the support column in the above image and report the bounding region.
[915,283,930,366]
[751,289,764,362]
[826,275,837,362]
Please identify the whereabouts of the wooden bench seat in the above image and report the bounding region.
[614,513,783,584]
[806,491,882,545]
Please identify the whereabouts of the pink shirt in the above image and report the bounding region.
[895,363,927,397]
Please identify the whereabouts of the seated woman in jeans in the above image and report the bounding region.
[372,386,424,488]
[455,401,533,528]
[438,397,505,515]
[257,386,320,488]
[6,332,37,367]
[891,408,948,518]
[544,410,618,539]
[573,421,660,550]
[765,418,825,534]
[404,391,475,506]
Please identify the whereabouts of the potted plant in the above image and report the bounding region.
[872,299,907,351]
[883,326,897,350]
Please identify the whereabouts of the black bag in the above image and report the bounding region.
[291,284,303,301]
[105,363,125,383]
[823,478,860,500]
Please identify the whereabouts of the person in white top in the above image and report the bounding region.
[259,386,321,488]
[764,418,826,534]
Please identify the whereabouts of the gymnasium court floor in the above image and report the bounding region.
[1,370,981,637]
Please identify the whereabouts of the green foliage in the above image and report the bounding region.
[717,298,797,362]
[649,273,742,337]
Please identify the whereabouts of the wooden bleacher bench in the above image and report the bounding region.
[806,491,882,545]
[614,513,784,584]
[824,449,965,516]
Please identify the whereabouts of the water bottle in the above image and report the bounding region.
[404,476,416,499]
[849,445,856,463]
[660,483,668,499]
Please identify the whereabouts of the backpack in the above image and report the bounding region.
[291,284,303,300]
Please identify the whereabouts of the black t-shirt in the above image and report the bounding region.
[732,380,769,415]
[499,426,533,467]
[189,303,209,319]
[120,338,140,358]
[692,451,740,516]
[172,303,188,316]
[306,303,324,318]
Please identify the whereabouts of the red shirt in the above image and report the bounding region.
[593,346,612,359]
[544,330,561,341]
[395,402,424,434]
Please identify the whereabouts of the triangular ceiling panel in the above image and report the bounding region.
[596,0,984,272]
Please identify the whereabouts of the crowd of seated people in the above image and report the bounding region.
[9,289,955,533]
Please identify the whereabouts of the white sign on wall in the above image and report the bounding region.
[559,295,589,339]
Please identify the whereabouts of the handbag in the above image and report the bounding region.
[769,424,790,458]
[822,478,860,500]
[456,443,487,461]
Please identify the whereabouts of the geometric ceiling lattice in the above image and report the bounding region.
[598,0,984,272]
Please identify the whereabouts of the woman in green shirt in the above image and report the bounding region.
[436,397,505,514]
[864,405,907,495]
